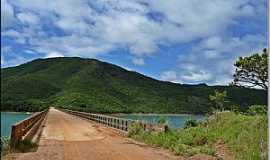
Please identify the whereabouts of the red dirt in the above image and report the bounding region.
[188,154,218,160]
[9,108,182,160]
[214,140,235,160]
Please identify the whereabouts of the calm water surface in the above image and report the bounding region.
[1,112,204,138]
[1,112,31,138]
[116,114,205,128]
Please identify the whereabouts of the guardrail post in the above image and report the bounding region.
[121,120,123,130]
[10,125,19,147]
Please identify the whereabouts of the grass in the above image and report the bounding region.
[1,138,38,157]
[1,137,11,156]
[15,139,38,153]
[128,111,268,159]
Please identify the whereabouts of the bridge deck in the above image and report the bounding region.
[12,108,179,160]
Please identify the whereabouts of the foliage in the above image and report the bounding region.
[1,138,38,155]
[247,105,267,115]
[127,122,144,137]
[1,138,37,158]
[233,48,268,90]
[184,119,198,128]
[1,137,10,156]
[157,116,168,125]
[15,139,38,153]
[209,90,229,111]
[128,111,268,159]
[1,57,267,113]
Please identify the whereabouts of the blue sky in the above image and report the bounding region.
[1,0,267,85]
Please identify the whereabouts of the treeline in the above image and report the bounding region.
[1,52,267,113]
[1,100,48,112]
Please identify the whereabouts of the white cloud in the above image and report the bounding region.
[24,50,35,54]
[2,29,20,37]
[1,46,29,68]
[171,34,266,85]
[2,56,28,67]
[203,50,220,59]
[1,46,10,66]
[45,52,64,58]
[2,29,26,44]
[201,36,223,49]
[30,34,115,58]
[7,0,264,66]
[181,71,212,82]
[160,71,178,82]
[147,0,257,40]
[1,0,15,30]
[1,55,5,65]
[1,46,11,54]
[132,57,145,66]
[17,12,40,24]
[160,69,212,84]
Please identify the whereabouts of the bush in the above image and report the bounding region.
[1,137,10,155]
[128,122,144,137]
[247,105,267,115]
[184,119,198,128]
[157,116,167,125]
[15,139,38,153]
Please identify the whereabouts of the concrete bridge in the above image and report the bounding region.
[8,107,178,160]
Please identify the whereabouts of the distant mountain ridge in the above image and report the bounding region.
[1,57,267,113]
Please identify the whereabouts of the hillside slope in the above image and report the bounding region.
[1,57,267,113]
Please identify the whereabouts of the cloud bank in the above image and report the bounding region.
[1,0,267,85]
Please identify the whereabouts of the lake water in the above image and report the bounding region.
[1,112,31,138]
[116,114,205,128]
[0,112,204,138]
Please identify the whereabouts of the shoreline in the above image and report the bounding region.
[112,113,204,116]
[1,111,204,116]
[1,111,33,115]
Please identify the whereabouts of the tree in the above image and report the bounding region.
[209,90,228,110]
[233,49,268,90]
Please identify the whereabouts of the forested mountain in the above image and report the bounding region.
[1,57,267,113]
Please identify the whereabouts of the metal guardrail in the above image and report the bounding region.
[10,110,48,147]
[60,109,167,133]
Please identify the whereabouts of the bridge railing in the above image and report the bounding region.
[60,109,167,133]
[10,110,48,147]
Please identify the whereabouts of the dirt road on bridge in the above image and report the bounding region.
[10,108,184,160]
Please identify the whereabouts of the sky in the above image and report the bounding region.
[1,0,267,85]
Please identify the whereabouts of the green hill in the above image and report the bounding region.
[1,57,267,113]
